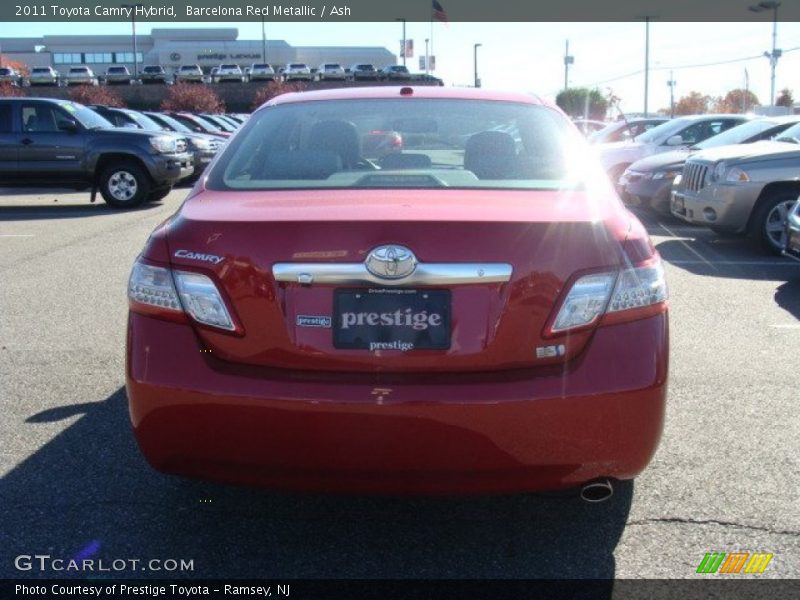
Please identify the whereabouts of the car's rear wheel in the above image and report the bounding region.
[750,190,798,255]
[99,162,151,208]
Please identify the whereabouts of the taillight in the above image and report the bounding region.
[128,260,236,332]
[548,256,668,335]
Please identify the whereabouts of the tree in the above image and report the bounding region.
[0,56,30,77]
[712,89,760,113]
[160,82,224,113]
[776,88,794,108]
[673,92,712,115]
[555,87,608,121]
[250,80,306,111]
[68,85,126,107]
[0,82,25,97]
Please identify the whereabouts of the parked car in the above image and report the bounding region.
[588,118,669,144]
[282,63,312,81]
[89,106,218,182]
[598,114,748,182]
[105,66,132,85]
[66,66,99,86]
[573,119,607,136]
[0,67,23,86]
[216,64,243,83]
[140,65,168,84]
[194,113,237,133]
[784,201,800,262]
[0,98,193,207]
[28,66,59,86]
[164,111,231,139]
[175,64,204,83]
[380,65,411,81]
[349,63,379,80]
[317,63,346,81]
[248,63,276,82]
[126,86,669,497]
[620,115,800,214]
[671,121,800,254]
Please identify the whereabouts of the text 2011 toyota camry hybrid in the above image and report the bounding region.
[126,87,669,497]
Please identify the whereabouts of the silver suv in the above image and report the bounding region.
[671,121,800,254]
[66,66,98,86]
[175,64,204,83]
[216,64,243,83]
[249,63,276,81]
[28,66,59,86]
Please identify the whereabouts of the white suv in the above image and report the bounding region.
[175,64,204,83]
[283,63,312,81]
[216,64,243,83]
[317,63,346,81]
[66,66,98,86]
[28,66,59,86]
[248,63,276,81]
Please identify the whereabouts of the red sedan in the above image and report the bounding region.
[127,87,668,498]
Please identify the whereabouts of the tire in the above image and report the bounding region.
[147,188,171,203]
[749,190,798,255]
[98,162,151,208]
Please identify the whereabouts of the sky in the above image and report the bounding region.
[1,20,799,113]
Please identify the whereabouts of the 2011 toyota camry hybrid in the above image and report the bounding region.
[126,87,669,497]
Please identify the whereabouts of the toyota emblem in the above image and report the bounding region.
[365,245,417,280]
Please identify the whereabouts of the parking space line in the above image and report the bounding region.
[0,234,35,238]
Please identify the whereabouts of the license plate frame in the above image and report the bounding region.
[333,288,451,351]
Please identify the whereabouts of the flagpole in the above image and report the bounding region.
[430,13,433,73]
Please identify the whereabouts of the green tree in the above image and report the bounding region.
[555,87,608,121]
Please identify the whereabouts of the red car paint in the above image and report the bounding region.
[126,87,668,494]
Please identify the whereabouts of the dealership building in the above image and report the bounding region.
[0,28,396,74]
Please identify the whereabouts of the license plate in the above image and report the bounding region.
[333,288,451,351]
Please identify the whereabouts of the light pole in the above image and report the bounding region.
[638,16,657,116]
[425,38,429,75]
[473,43,482,88]
[667,71,676,117]
[121,4,144,78]
[396,18,406,67]
[563,39,573,91]
[261,15,267,63]
[749,1,781,106]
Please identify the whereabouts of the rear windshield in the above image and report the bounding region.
[254,64,270,69]
[70,68,89,73]
[207,98,592,191]
[289,64,307,69]
[324,64,341,69]
[143,66,163,72]
[108,67,126,73]
[356,65,375,70]
[32,68,51,73]
[221,64,238,69]
[0,69,12,75]
[180,66,199,71]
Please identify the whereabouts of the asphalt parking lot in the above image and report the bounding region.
[0,188,798,580]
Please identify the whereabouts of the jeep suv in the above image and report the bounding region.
[0,98,194,207]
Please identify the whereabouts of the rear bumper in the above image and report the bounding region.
[126,313,669,494]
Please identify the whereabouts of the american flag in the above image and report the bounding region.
[432,0,448,23]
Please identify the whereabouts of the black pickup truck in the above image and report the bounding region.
[0,98,194,207]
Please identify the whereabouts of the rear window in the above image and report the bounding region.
[207,98,592,192]
[324,64,341,69]
[143,66,163,73]
[289,64,307,69]
[32,68,51,73]
[254,64,270,69]
[108,67,126,73]
[180,66,199,71]
[0,68,12,75]
[221,64,238,69]
[69,68,89,73]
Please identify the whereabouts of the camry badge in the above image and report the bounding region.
[365,245,417,280]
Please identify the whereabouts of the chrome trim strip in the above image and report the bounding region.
[273,262,513,286]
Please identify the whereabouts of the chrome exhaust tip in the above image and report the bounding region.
[580,478,614,503]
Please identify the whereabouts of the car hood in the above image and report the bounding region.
[688,140,800,163]
[628,149,691,172]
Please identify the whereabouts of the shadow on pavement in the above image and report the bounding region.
[0,387,632,582]
[0,202,163,221]
[775,278,800,320]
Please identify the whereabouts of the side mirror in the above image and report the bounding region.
[58,119,79,133]
[665,135,684,146]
